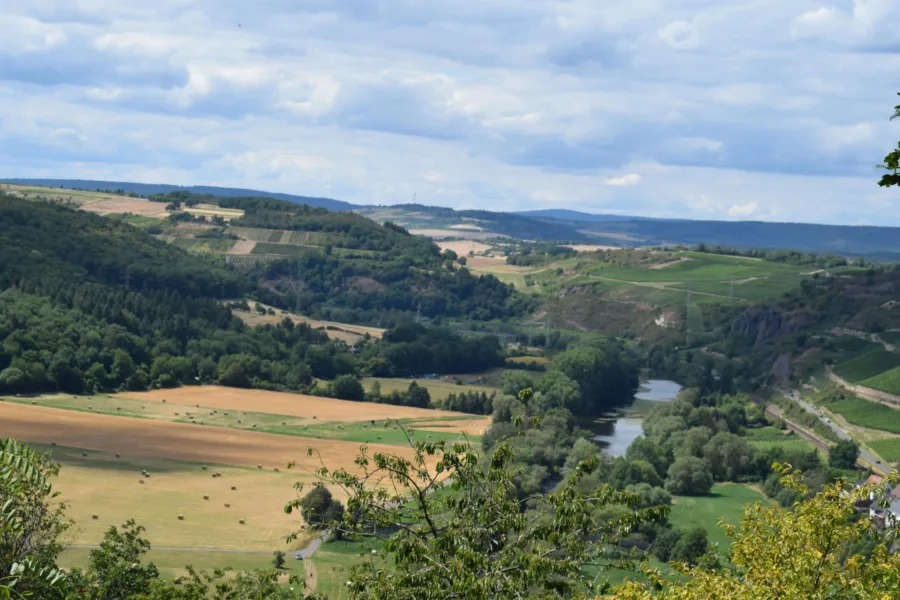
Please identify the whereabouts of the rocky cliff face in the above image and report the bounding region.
[730,307,794,347]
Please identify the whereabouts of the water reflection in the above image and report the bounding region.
[591,380,681,457]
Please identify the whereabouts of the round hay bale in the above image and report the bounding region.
[239,519,245,525]
[237,419,242,424]
[142,406,145,409]
[92,514,99,520]
[231,486,237,491]
[282,421,286,426]
[116,407,121,411]
[224,503,230,508]
[203,495,209,500]
[252,424,257,428]
[175,412,180,416]
[257,464,262,470]
[51,442,57,446]
[115,454,120,458]
[81,452,88,457]
[273,468,279,472]
[313,416,317,420]
[88,406,93,410]
[162,399,166,403]
[201,466,207,471]
[174,577,182,585]
[139,479,145,484]
[177,515,184,521]
[31,400,36,405]
[224,412,229,416]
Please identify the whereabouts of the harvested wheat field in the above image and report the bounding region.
[81,197,170,218]
[230,301,385,341]
[411,418,491,436]
[563,244,620,253]
[0,403,420,471]
[114,386,470,422]
[227,239,257,254]
[436,240,494,255]
[43,445,312,551]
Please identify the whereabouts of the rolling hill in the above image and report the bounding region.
[0,178,356,212]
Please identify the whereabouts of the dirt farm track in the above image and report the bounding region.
[0,402,421,471]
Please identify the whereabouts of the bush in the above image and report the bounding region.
[665,457,714,496]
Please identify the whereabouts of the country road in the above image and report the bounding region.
[67,531,329,559]
[780,391,882,468]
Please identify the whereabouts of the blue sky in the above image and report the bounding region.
[1,1,899,224]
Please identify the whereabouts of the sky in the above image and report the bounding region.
[1,1,899,224]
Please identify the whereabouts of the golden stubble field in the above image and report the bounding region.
[113,386,462,422]
[228,301,386,342]
[0,386,482,551]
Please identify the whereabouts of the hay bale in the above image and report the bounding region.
[239,519,245,525]
[196,404,200,408]
[92,514,99,520]
[203,495,209,500]
[273,468,279,473]
[51,442,57,447]
[282,421,286,426]
[31,400,36,405]
[224,503,230,508]
[115,454,120,458]
[252,424,257,428]
[257,464,262,470]
[81,452,88,457]
[141,406,145,409]
[116,407,121,411]
[201,466,208,471]
[139,479,145,484]
[231,486,237,491]
[312,416,317,420]
[162,399,166,403]
[88,406,93,410]
[175,412,180,416]
[177,515,184,521]
[174,577,182,585]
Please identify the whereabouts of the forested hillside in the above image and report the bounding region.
[0,195,522,397]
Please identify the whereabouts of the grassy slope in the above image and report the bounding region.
[861,366,900,395]
[361,377,496,401]
[821,394,900,434]
[834,350,900,383]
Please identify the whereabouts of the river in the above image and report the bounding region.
[590,380,682,457]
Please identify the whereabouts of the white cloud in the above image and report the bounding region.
[605,174,641,187]
[657,20,700,50]
[0,0,899,224]
[728,201,760,218]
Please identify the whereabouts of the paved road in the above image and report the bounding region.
[781,391,882,468]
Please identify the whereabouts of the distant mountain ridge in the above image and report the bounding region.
[5,178,900,257]
[1,178,357,212]
[516,209,657,222]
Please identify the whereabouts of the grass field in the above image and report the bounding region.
[668,483,767,552]
[834,350,900,383]
[746,427,815,452]
[830,336,881,354]
[867,438,900,463]
[361,377,496,401]
[820,394,900,434]
[309,539,387,599]
[879,331,900,346]
[861,366,900,395]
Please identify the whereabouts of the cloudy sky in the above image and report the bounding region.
[2,1,899,224]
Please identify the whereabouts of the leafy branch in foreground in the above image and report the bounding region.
[610,464,900,599]
[877,92,900,188]
[286,390,668,600]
